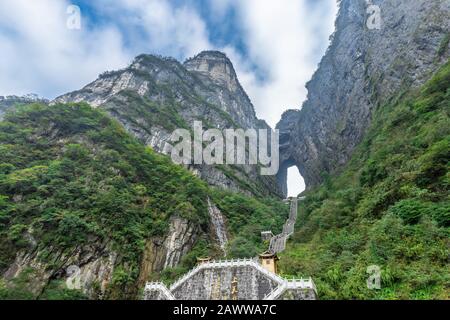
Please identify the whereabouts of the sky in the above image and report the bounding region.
[0,0,338,196]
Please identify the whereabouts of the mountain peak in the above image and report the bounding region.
[184,50,240,93]
[184,50,230,63]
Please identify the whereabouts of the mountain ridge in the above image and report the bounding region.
[54,50,282,198]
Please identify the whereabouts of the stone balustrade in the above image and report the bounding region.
[268,197,298,254]
[144,256,317,300]
[144,281,175,300]
[143,197,317,300]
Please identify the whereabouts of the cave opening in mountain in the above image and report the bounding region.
[276,158,306,198]
[287,166,305,197]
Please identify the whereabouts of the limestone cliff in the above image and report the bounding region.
[3,237,117,299]
[54,51,281,197]
[0,102,224,299]
[137,216,199,288]
[276,0,450,193]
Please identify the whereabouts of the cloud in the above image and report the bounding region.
[0,0,337,193]
[89,0,213,59]
[0,0,130,98]
[0,0,338,128]
[215,0,338,128]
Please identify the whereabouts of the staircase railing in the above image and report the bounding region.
[144,282,175,300]
[144,197,317,300]
[263,277,317,300]
[268,197,298,254]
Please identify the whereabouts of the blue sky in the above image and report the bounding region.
[0,0,338,194]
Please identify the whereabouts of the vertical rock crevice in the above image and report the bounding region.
[207,197,228,255]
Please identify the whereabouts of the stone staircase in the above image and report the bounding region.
[144,282,175,300]
[269,197,298,254]
[143,197,317,300]
[144,257,317,300]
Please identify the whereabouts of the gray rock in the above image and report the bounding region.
[54,51,282,197]
[3,242,117,299]
[276,0,450,192]
[137,216,199,286]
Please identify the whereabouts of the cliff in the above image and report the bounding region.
[277,0,450,191]
[54,51,281,197]
[0,103,287,299]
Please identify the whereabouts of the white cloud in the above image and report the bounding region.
[0,0,337,193]
[218,0,338,128]
[0,0,337,127]
[0,0,130,98]
[93,0,212,59]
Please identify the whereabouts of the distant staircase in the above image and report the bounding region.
[143,197,317,300]
[268,197,298,254]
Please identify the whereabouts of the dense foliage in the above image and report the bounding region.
[211,189,289,258]
[0,102,288,299]
[279,61,450,299]
[0,103,210,298]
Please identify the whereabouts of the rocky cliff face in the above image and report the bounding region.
[207,197,228,254]
[55,51,281,197]
[137,216,199,288]
[4,216,200,299]
[0,101,224,299]
[1,52,277,299]
[183,51,259,128]
[277,0,450,192]
[4,239,117,299]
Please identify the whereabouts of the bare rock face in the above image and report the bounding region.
[54,51,281,197]
[207,197,228,254]
[137,216,199,286]
[3,241,117,299]
[185,51,241,92]
[276,0,450,192]
[184,51,258,129]
[162,216,199,269]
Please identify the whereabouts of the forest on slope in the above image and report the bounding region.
[0,102,287,299]
[280,61,450,299]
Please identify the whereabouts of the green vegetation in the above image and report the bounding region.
[279,61,450,299]
[156,190,288,286]
[38,280,88,300]
[210,189,289,258]
[0,102,210,298]
[0,270,36,300]
[104,89,189,132]
[0,101,288,298]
